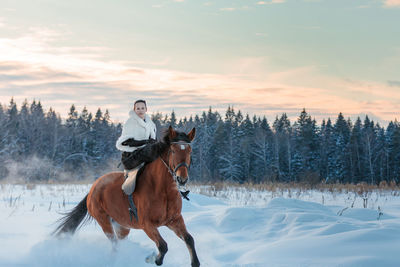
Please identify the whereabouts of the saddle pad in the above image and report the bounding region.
[122,168,140,195]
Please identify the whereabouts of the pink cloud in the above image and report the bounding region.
[257,0,285,5]
[0,25,398,125]
[384,0,400,7]
[220,7,236,11]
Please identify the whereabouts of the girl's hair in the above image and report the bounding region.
[134,99,147,108]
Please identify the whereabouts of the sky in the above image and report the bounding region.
[0,0,399,125]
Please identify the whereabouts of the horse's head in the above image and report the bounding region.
[165,126,195,186]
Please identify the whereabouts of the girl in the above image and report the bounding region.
[116,99,159,220]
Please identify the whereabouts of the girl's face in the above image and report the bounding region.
[134,102,147,119]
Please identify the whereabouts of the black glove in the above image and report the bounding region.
[121,138,148,147]
[148,138,157,144]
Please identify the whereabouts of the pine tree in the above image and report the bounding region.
[7,98,19,136]
[190,114,206,181]
[218,106,242,182]
[374,124,387,184]
[320,119,336,182]
[362,116,377,184]
[5,98,19,159]
[0,104,8,178]
[169,110,177,128]
[387,120,400,183]
[333,113,351,182]
[238,113,254,182]
[292,109,320,182]
[253,116,273,182]
[18,99,31,155]
[205,107,221,181]
[103,109,111,126]
[44,107,61,161]
[64,104,80,171]
[91,108,105,163]
[273,113,292,181]
[151,112,163,139]
[30,100,46,156]
[349,117,362,183]
[177,118,184,130]
[66,104,78,127]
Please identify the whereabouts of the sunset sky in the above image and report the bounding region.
[0,0,399,125]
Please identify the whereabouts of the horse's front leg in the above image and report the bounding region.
[143,226,168,266]
[167,215,200,267]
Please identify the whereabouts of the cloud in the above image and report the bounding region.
[388,80,400,87]
[0,24,398,126]
[220,7,236,11]
[220,5,251,12]
[383,0,400,7]
[257,0,285,5]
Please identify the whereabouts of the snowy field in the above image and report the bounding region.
[1,183,400,267]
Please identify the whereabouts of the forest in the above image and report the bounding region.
[0,98,399,185]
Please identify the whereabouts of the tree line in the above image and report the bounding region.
[1,98,399,184]
[0,98,121,181]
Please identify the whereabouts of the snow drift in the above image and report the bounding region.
[0,184,399,266]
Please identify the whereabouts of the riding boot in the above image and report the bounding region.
[128,194,138,222]
[122,163,144,222]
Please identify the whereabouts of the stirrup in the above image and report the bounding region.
[128,194,138,222]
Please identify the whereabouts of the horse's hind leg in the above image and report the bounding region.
[116,227,130,240]
[91,209,117,244]
[168,215,200,267]
[143,226,168,266]
[111,218,130,240]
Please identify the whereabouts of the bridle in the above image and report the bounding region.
[160,141,192,189]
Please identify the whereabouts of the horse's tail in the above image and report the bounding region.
[52,194,91,236]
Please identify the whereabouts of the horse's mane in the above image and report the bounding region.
[136,128,191,178]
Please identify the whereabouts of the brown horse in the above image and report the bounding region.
[53,126,200,267]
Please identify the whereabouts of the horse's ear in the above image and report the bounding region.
[188,127,196,141]
[168,125,177,140]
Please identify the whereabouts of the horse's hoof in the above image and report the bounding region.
[192,259,200,267]
[155,258,163,266]
[145,252,157,264]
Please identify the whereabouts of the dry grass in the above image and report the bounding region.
[189,180,400,197]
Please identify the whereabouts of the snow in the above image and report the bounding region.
[1,184,400,267]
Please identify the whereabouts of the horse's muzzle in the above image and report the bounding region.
[177,176,188,186]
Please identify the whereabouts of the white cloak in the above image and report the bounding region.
[115,110,157,152]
